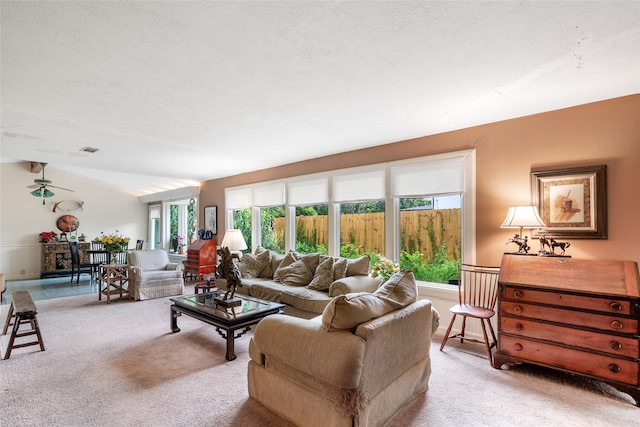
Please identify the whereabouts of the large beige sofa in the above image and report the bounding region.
[128,249,184,300]
[234,248,382,317]
[248,270,440,427]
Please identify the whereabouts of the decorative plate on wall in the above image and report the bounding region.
[56,215,79,233]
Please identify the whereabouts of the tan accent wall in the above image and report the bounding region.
[201,95,640,265]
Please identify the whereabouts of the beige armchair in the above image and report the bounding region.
[128,249,184,300]
[248,270,440,427]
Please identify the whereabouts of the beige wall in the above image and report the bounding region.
[201,95,640,265]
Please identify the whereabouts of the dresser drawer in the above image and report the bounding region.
[501,286,635,315]
[499,335,639,386]
[500,301,638,334]
[500,316,639,358]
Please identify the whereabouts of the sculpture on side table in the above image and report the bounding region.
[506,234,530,254]
[215,247,243,307]
[538,235,571,256]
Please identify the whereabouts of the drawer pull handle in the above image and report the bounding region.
[513,290,523,298]
[514,343,523,351]
[609,364,620,373]
[609,302,622,311]
[610,320,624,330]
[513,305,523,314]
[610,341,622,350]
[515,323,523,331]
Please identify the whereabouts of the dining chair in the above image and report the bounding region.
[89,241,108,277]
[439,263,501,365]
[69,242,94,284]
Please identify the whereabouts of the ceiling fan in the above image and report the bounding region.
[28,162,73,204]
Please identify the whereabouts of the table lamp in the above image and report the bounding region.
[501,205,546,254]
[220,229,248,259]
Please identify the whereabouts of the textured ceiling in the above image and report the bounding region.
[1,1,639,195]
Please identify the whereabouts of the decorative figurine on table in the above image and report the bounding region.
[215,247,243,307]
[506,234,530,254]
[538,235,571,256]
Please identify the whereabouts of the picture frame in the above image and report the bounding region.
[204,206,217,235]
[531,165,607,239]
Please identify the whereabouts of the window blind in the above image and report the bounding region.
[252,182,285,207]
[390,156,465,197]
[332,169,385,202]
[287,177,329,206]
[225,187,252,210]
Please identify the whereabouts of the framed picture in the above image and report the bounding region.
[531,165,607,239]
[204,206,217,235]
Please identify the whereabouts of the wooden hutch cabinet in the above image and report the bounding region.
[183,239,217,281]
[494,254,640,406]
[41,242,91,278]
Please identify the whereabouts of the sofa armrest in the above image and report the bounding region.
[165,262,183,271]
[251,315,366,389]
[328,275,382,297]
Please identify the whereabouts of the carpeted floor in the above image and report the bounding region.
[0,292,637,426]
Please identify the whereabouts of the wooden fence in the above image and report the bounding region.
[274,208,461,260]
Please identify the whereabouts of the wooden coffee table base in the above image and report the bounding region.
[170,295,283,361]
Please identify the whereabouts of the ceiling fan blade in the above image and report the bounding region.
[47,184,73,192]
[27,184,40,189]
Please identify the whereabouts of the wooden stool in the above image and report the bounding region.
[2,291,46,359]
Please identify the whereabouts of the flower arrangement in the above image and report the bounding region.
[371,256,400,282]
[94,231,131,254]
[38,231,58,243]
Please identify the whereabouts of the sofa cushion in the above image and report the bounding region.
[333,257,348,280]
[321,292,393,332]
[321,270,417,331]
[346,255,370,276]
[239,250,271,278]
[374,269,418,306]
[273,251,298,282]
[306,256,334,291]
[281,287,333,314]
[277,257,315,286]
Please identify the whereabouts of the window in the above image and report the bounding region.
[294,204,328,254]
[232,208,252,254]
[339,200,385,259]
[224,150,474,284]
[260,206,285,253]
[399,196,461,283]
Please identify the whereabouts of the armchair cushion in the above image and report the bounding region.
[322,269,417,331]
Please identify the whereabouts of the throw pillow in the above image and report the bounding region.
[346,255,370,276]
[277,258,315,286]
[321,292,392,332]
[306,256,335,291]
[254,247,275,278]
[374,269,418,307]
[273,251,299,282]
[238,250,270,278]
[332,257,348,281]
[321,269,418,331]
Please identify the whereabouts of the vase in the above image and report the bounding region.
[110,253,118,264]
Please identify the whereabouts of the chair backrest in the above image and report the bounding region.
[91,241,108,264]
[69,242,80,266]
[458,263,500,310]
[135,240,144,250]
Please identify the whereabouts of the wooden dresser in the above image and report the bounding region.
[183,239,216,281]
[494,254,640,406]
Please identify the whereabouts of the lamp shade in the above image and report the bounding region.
[501,206,546,230]
[220,229,248,252]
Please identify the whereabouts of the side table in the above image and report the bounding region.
[194,279,218,295]
[98,264,129,303]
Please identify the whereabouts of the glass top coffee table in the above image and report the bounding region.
[170,292,284,361]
